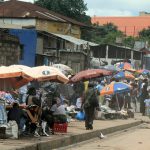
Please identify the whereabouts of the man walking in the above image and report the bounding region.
[83,82,100,130]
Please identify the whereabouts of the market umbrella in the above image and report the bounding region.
[117,62,135,72]
[137,69,150,75]
[100,82,131,110]
[23,66,69,83]
[70,69,112,83]
[0,66,32,89]
[52,64,73,75]
[104,65,120,72]
[8,65,33,88]
[113,71,135,80]
[100,82,131,95]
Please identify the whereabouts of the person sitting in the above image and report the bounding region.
[7,102,27,133]
[26,87,37,106]
[25,90,42,137]
[50,98,68,124]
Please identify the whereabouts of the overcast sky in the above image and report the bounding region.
[7,0,150,17]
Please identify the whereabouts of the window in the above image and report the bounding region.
[20,44,24,60]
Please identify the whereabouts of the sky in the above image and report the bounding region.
[5,0,150,17]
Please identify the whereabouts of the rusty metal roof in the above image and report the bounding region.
[0,0,86,26]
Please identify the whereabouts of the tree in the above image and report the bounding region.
[91,23,124,45]
[138,27,150,47]
[123,36,136,48]
[139,27,150,38]
[35,0,89,23]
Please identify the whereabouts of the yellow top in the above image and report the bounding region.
[84,81,89,92]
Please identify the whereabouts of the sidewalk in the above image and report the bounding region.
[0,113,149,150]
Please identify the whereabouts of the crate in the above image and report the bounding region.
[53,123,68,133]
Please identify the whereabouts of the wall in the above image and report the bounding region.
[60,52,86,73]
[9,29,37,67]
[36,20,81,39]
[144,55,150,70]
[0,18,36,26]
[36,37,43,54]
[0,18,81,38]
[0,38,20,65]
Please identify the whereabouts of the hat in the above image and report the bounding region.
[135,78,139,81]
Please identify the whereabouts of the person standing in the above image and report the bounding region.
[140,82,149,116]
[83,82,100,130]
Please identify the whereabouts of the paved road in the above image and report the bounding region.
[64,123,150,150]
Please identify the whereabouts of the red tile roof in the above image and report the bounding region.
[0,0,86,27]
[92,16,150,36]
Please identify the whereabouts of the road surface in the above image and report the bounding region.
[62,123,150,150]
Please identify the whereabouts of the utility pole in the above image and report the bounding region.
[86,42,90,69]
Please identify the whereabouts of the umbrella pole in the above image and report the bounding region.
[116,94,120,111]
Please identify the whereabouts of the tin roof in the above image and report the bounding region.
[50,32,98,46]
[0,0,86,27]
[92,16,150,36]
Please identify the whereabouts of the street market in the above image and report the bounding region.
[0,62,149,140]
[0,0,150,149]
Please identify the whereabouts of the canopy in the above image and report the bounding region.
[113,71,135,80]
[70,69,112,83]
[104,65,121,72]
[23,66,69,83]
[116,62,135,72]
[137,69,150,75]
[52,64,73,75]
[0,65,32,89]
[100,82,131,95]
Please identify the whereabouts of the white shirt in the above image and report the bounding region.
[51,104,66,115]
[76,98,82,109]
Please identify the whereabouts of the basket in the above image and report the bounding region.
[53,123,68,133]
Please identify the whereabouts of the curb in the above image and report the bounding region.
[14,120,142,150]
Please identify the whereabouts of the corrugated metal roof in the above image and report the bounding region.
[0,0,86,27]
[51,33,98,46]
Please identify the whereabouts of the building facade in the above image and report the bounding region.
[91,44,143,69]
[0,30,20,66]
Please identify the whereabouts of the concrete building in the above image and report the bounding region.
[9,29,97,72]
[0,0,98,72]
[0,0,86,39]
[91,44,143,69]
[0,29,20,66]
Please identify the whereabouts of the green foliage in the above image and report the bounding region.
[35,0,88,23]
[138,27,150,44]
[123,36,136,48]
[91,23,124,44]
[139,27,150,38]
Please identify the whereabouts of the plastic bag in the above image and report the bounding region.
[7,121,18,139]
[75,111,85,120]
